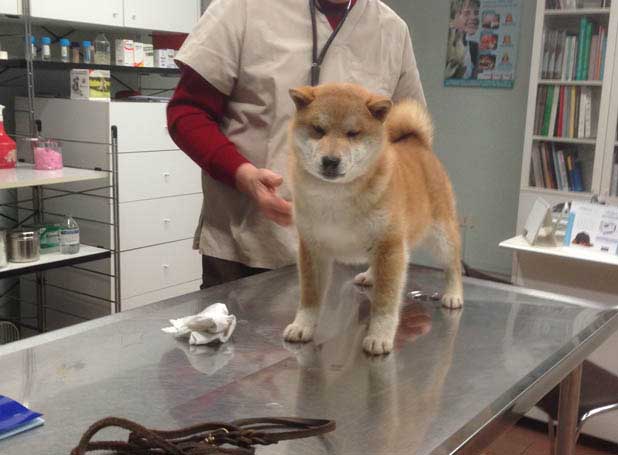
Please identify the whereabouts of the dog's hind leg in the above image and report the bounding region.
[284,238,332,343]
[430,221,464,309]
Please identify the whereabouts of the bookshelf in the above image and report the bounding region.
[602,45,618,199]
[516,0,618,234]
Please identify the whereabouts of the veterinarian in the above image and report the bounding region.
[167,0,426,288]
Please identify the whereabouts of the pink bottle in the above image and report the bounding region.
[0,105,16,169]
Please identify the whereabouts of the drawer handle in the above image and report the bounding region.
[113,12,118,18]
[162,264,170,269]
[163,218,171,224]
[163,172,171,179]
[131,14,137,20]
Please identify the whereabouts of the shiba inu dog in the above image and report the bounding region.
[283,83,463,355]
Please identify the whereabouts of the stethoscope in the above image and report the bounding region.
[309,0,353,86]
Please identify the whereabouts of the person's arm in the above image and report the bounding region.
[392,26,426,105]
[167,66,249,187]
[167,66,292,226]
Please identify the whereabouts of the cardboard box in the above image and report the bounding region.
[70,69,110,101]
[115,39,134,66]
[143,44,154,68]
[154,49,168,68]
[133,42,144,67]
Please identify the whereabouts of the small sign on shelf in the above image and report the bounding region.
[564,201,618,255]
[523,197,555,245]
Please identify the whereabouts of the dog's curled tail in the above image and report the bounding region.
[385,99,433,149]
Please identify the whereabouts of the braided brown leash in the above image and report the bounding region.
[70,416,336,454]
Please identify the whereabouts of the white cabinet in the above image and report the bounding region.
[110,103,177,152]
[15,98,203,312]
[119,194,202,250]
[124,0,199,33]
[118,151,202,202]
[28,0,199,32]
[0,0,20,15]
[30,0,124,27]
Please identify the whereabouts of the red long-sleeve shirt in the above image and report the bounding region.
[167,0,357,188]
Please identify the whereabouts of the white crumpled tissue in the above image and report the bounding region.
[161,303,237,345]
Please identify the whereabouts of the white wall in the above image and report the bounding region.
[386,0,536,275]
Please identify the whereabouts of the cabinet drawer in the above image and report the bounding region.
[120,239,201,298]
[111,102,176,152]
[118,150,201,202]
[119,194,201,251]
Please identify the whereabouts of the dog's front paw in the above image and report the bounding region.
[283,322,315,343]
[354,270,374,287]
[442,293,464,309]
[362,335,394,356]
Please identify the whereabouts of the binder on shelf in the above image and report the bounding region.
[542,86,555,136]
[552,146,563,189]
[548,85,560,136]
[611,160,618,196]
[532,144,545,188]
[557,150,570,191]
[576,18,587,81]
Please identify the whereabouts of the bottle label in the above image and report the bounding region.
[60,229,79,245]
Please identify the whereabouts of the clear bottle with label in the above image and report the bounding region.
[41,37,51,61]
[94,33,111,65]
[59,38,70,63]
[82,40,93,64]
[59,215,80,254]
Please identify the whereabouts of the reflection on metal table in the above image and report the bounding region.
[0,265,617,454]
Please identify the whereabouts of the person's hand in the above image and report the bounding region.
[235,163,293,227]
[449,13,467,32]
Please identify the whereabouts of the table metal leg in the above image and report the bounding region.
[555,364,583,455]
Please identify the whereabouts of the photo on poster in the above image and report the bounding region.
[445,0,521,88]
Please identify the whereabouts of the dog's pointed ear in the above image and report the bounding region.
[289,86,315,110]
[367,96,392,122]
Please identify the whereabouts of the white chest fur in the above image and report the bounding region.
[295,185,388,264]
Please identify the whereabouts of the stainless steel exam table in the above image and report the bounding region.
[1,264,617,454]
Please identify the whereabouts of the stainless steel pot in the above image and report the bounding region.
[8,229,40,263]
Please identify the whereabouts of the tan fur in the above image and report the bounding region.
[385,99,433,148]
[284,83,463,355]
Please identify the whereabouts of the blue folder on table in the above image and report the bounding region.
[0,395,44,441]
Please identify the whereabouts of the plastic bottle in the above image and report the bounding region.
[59,215,80,254]
[0,105,17,169]
[94,33,111,65]
[70,42,80,63]
[59,38,70,63]
[41,37,51,61]
[82,40,93,64]
[30,36,37,60]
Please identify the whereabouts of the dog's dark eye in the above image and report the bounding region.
[347,130,360,138]
[313,125,326,136]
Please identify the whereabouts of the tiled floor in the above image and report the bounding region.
[482,424,612,455]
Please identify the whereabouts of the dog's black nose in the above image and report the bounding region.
[321,156,341,171]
